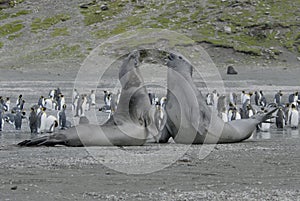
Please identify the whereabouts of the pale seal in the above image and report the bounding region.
[159,53,277,144]
[18,51,156,146]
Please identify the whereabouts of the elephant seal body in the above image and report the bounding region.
[160,53,276,144]
[19,51,155,147]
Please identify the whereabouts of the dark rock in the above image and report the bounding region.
[227,65,238,75]
[79,0,97,9]
[11,185,17,190]
[178,157,191,163]
[100,4,108,11]
[0,0,10,9]
[80,4,89,9]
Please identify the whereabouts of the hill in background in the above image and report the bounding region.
[0,0,299,73]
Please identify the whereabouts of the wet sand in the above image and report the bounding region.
[0,64,300,200]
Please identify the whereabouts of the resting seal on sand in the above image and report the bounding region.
[18,51,155,146]
[159,53,277,144]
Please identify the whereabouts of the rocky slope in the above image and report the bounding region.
[0,0,299,72]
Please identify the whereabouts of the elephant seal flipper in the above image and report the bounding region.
[17,135,55,147]
[17,129,83,147]
[18,51,156,147]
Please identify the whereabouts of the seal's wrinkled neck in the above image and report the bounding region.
[119,51,140,80]
[118,51,143,90]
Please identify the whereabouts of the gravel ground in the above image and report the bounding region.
[0,63,299,200]
[0,131,299,201]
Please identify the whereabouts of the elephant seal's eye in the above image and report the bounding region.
[179,56,182,59]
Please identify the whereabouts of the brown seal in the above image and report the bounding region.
[159,53,276,144]
[19,51,156,146]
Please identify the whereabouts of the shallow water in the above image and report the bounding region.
[250,126,300,140]
[1,124,299,147]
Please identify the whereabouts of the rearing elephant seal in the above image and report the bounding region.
[159,53,277,144]
[19,51,155,146]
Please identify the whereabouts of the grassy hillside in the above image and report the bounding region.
[81,0,300,58]
[0,0,299,68]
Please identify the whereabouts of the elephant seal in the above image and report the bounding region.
[18,51,156,147]
[159,53,277,144]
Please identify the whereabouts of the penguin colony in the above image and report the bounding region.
[0,88,69,133]
[206,90,300,131]
[0,88,299,135]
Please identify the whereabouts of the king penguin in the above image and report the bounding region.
[154,102,167,142]
[0,108,3,131]
[29,107,38,134]
[57,104,67,129]
[45,115,58,133]
[37,107,47,133]
[14,111,25,130]
[289,104,299,129]
[275,107,285,129]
